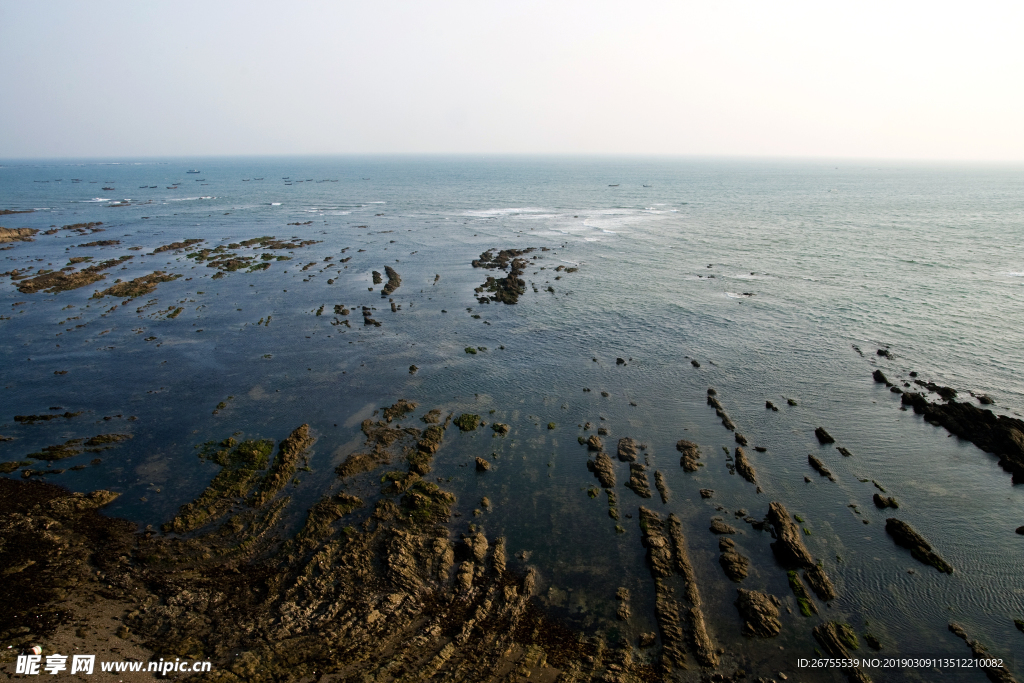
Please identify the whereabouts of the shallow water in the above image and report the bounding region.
[1,156,1022,680]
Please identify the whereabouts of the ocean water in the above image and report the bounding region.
[1,156,1022,681]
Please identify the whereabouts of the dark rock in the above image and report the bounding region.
[454,414,481,431]
[864,633,882,650]
[765,400,778,411]
[734,447,758,485]
[787,398,798,406]
[978,394,995,405]
[491,422,510,435]
[754,446,767,452]
[710,518,737,535]
[873,369,889,384]
[475,457,491,472]
[586,434,602,451]
[588,451,616,488]
[616,357,626,365]
[873,493,899,509]
[1016,526,1024,535]
[877,348,893,359]
[814,427,835,444]
[813,623,872,683]
[766,502,815,568]
[617,437,638,461]
[719,546,750,582]
[707,387,716,396]
[808,454,835,481]
[885,518,953,573]
[691,359,700,367]
[734,432,748,446]
[654,471,669,503]
[900,392,1024,481]
[804,564,837,601]
[699,489,714,499]
[948,622,1018,683]
[735,589,781,637]
[836,446,852,457]
[626,463,652,498]
[638,632,656,648]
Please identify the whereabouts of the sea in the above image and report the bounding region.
[1,156,1022,681]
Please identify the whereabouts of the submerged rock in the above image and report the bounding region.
[885,518,953,573]
[947,622,1017,683]
[735,589,781,637]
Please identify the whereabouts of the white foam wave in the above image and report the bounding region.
[461,207,545,217]
[1003,271,1024,277]
[271,202,282,206]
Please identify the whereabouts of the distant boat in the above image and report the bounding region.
[608,184,619,187]
[102,186,115,190]
[186,170,201,173]
[643,185,651,187]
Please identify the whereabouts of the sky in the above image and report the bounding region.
[1,1,1023,161]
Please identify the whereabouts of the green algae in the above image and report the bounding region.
[454,413,481,431]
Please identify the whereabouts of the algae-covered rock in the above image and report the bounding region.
[454,413,481,431]
[166,437,274,533]
[250,424,314,508]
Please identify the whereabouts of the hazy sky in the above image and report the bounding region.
[2,1,1022,160]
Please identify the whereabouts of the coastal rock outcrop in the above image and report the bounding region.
[676,439,701,471]
[885,518,953,573]
[901,392,1024,482]
[735,589,781,637]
